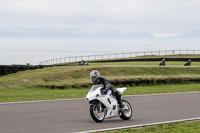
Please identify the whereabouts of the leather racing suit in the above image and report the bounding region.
[93,76,124,108]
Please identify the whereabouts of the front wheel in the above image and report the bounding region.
[90,104,105,123]
[120,99,132,120]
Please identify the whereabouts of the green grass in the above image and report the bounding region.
[137,54,200,58]
[125,83,200,95]
[0,88,88,102]
[1,83,200,102]
[89,61,200,66]
[1,65,200,90]
[59,54,200,66]
[109,121,200,133]
[1,62,200,102]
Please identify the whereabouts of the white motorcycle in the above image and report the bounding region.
[86,85,132,122]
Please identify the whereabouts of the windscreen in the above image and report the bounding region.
[89,85,103,93]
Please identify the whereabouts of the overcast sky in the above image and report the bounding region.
[1,0,200,64]
[0,0,200,38]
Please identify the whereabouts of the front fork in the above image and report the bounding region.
[96,102,102,113]
[89,100,105,113]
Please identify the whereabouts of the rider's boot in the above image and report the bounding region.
[119,99,127,110]
[115,91,126,110]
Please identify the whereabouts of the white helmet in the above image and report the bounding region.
[90,70,100,82]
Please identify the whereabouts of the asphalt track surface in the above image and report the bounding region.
[0,92,200,133]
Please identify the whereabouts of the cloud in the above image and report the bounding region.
[0,0,200,38]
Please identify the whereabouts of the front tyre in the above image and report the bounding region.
[120,99,132,120]
[90,104,105,123]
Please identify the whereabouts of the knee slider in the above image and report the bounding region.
[116,91,121,97]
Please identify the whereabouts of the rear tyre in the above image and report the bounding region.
[120,99,132,120]
[90,104,105,123]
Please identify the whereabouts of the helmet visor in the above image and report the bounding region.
[92,76,96,80]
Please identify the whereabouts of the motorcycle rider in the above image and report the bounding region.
[159,58,166,66]
[184,59,191,66]
[90,70,125,109]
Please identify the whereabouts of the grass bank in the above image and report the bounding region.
[109,121,200,133]
[1,65,200,102]
[0,83,200,102]
[89,61,200,66]
[1,65,200,89]
[62,54,200,64]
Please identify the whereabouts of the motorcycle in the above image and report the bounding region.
[184,61,191,66]
[86,85,132,122]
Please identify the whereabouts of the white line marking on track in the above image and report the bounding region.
[125,91,200,97]
[75,117,200,133]
[0,98,85,105]
[0,91,199,105]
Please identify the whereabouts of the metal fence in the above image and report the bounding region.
[39,50,200,65]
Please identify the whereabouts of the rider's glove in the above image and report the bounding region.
[100,89,107,93]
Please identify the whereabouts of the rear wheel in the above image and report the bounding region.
[120,99,132,120]
[90,104,105,122]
